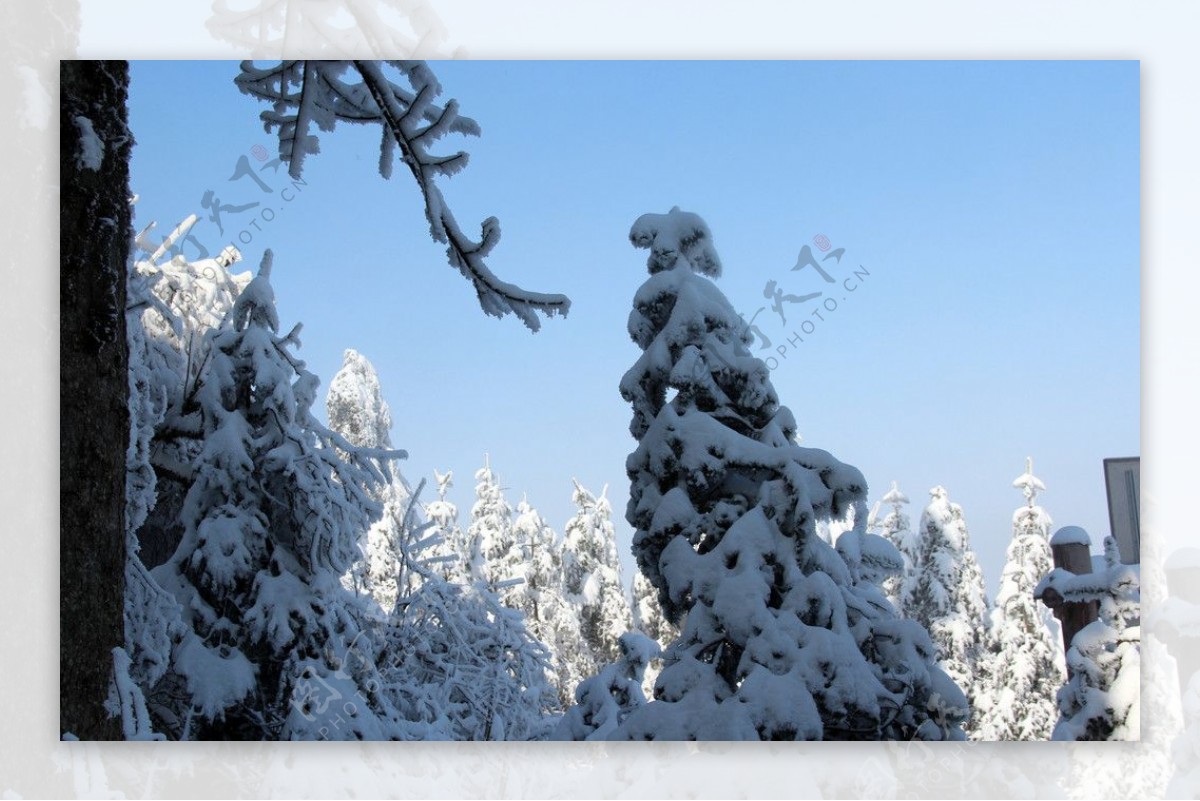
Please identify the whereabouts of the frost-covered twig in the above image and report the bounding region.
[236,60,571,331]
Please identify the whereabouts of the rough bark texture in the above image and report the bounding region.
[60,59,132,740]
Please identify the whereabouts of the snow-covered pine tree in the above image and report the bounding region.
[123,240,260,736]
[973,459,1065,740]
[599,207,965,741]
[510,498,589,707]
[1037,534,1140,741]
[150,252,404,740]
[562,480,634,666]
[235,60,569,331]
[326,349,421,614]
[467,456,516,592]
[908,485,991,732]
[874,482,917,613]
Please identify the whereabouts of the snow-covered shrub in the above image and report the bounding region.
[553,632,659,741]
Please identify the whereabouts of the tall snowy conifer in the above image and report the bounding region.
[909,485,991,730]
[151,253,403,739]
[973,459,1065,740]
[598,207,965,741]
[874,482,917,613]
[467,456,516,591]
[563,481,634,665]
[326,349,420,614]
[423,469,472,585]
[511,498,589,707]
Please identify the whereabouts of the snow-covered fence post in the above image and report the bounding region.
[1039,526,1099,657]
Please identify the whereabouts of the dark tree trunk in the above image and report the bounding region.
[59,59,132,740]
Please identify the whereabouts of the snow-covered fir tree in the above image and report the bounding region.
[122,239,256,737]
[563,480,634,666]
[326,349,419,614]
[873,481,917,613]
[423,469,472,585]
[149,252,403,739]
[510,498,590,707]
[908,485,991,731]
[1037,533,1140,741]
[579,207,965,741]
[973,459,1065,741]
[467,456,516,591]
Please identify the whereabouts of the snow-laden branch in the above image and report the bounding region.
[235,60,571,332]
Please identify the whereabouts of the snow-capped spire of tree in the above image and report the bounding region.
[423,469,470,585]
[973,458,1065,740]
[908,485,991,732]
[1012,456,1047,506]
[875,481,918,613]
[586,207,965,741]
[467,454,515,591]
[326,348,394,451]
[235,60,569,331]
[563,480,634,666]
[151,251,405,739]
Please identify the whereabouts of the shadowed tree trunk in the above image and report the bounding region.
[60,59,132,740]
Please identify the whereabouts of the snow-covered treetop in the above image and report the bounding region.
[1012,456,1046,507]
[235,60,570,331]
[433,468,453,501]
[881,480,908,508]
[327,349,393,450]
[629,206,722,277]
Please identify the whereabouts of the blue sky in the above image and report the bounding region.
[126,60,1139,591]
